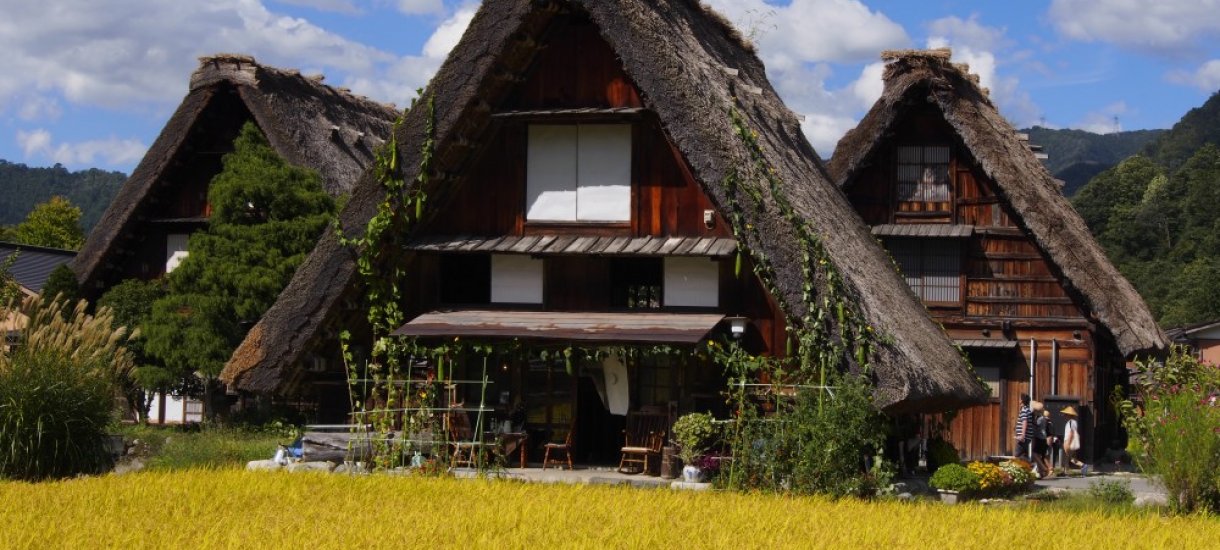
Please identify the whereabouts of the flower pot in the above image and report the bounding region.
[682,465,705,483]
[938,490,961,505]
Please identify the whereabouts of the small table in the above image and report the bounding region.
[497,432,529,468]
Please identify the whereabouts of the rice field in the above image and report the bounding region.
[1,471,1214,549]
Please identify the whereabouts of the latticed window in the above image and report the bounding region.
[887,239,961,303]
[896,145,951,207]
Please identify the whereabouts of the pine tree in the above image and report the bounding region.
[143,122,334,412]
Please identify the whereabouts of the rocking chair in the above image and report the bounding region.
[618,411,667,474]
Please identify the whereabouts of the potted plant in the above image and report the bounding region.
[929,463,979,504]
[672,412,717,483]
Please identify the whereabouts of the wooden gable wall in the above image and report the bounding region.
[97,87,252,292]
[404,13,786,356]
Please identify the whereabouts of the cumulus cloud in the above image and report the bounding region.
[925,17,1041,128]
[0,0,398,117]
[1071,101,1128,134]
[1168,59,1220,91]
[17,129,146,167]
[1048,0,1220,55]
[697,1,909,154]
[703,0,910,67]
[345,4,476,106]
[17,95,62,121]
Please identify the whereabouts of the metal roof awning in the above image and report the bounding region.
[954,339,1020,349]
[405,235,738,257]
[393,310,726,344]
[872,224,974,238]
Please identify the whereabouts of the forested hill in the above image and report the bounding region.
[1142,91,1220,172]
[1021,126,1165,196]
[0,160,126,232]
[1071,89,1220,328]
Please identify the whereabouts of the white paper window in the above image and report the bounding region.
[663,257,719,308]
[526,124,631,222]
[165,234,190,274]
[888,239,961,303]
[491,254,544,304]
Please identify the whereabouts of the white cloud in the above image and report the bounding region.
[850,62,885,110]
[345,4,477,106]
[702,0,910,67]
[925,18,1042,128]
[17,95,62,121]
[0,0,393,116]
[926,15,1008,51]
[396,0,444,16]
[16,129,52,158]
[1168,59,1220,91]
[696,1,909,155]
[1071,101,1128,134]
[16,128,147,167]
[1048,0,1220,55]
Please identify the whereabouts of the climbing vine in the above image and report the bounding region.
[719,106,875,382]
[709,105,892,494]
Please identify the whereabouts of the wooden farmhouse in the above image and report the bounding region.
[72,54,400,301]
[220,0,984,465]
[70,55,399,423]
[829,49,1166,460]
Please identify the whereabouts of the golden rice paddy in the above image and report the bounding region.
[1,470,1214,549]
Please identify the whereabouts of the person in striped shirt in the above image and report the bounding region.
[1013,393,1033,459]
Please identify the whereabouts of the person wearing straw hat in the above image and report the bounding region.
[1061,406,1088,476]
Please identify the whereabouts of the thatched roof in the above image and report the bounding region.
[72,54,401,295]
[829,48,1166,357]
[221,0,986,413]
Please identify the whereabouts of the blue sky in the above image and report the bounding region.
[2,0,1219,175]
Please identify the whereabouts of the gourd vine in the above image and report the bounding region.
[715,105,877,384]
[333,92,436,470]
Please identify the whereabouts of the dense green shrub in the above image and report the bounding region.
[1088,479,1135,505]
[672,412,717,464]
[723,370,891,497]
[927,438,960,470]
[0,297,134,480]
[930,463,979,493]
[1117,346,1220,513]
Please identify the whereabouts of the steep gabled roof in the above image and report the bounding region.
[829,49,1166,357]
[72,54,401,294]
[221,0,986,413]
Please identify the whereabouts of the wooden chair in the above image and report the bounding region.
[447,410,489,469]
[542,423,575,470]
[618,412,667,474]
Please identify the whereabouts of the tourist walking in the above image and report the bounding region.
[1032,403,1053,478]
[1013,393,1033,459]
[1061,406,1087,476]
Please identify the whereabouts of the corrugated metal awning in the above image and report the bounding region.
[872,224,974,238]
[393,310,726,344]
[405,235,738,257]
[954,339,1020,349]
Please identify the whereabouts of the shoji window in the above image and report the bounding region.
[896,145,951,208]
[526,125,631,222]
[888,239,961,303]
